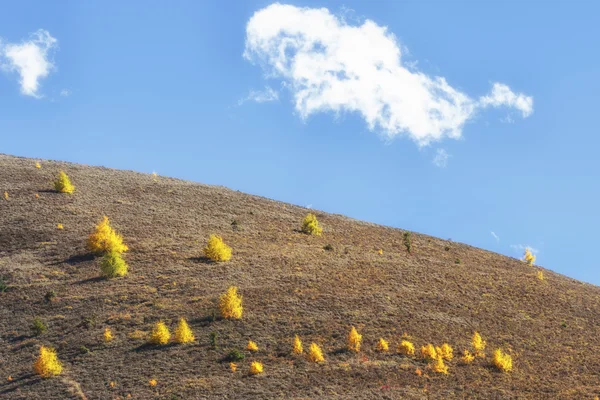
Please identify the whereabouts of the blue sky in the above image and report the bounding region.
[1,1,599,284]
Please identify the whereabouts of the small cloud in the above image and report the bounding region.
[306,204,312,209]
[478,83,533,118]
[510,244,539,255]
[432,149,450,168]
[490,231,500,242]
[238,86,279,106]
[1,29,58,98]
[60,89,70,97]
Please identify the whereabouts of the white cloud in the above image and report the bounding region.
[60,89,71,97]
[238,86,279,105]
[244,4,533,146]
[1,29,57,98]
[432,148,450,168]
[510,244,538,255]
[491,231,500,242]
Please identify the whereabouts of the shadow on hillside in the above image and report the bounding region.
[75,276,105,285]
[0,373,41,396]
[191,314,222,326]
[131,343,177,353]
[53,253,95,266]
[187,256,215,264]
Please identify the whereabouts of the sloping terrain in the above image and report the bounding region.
[1,153,599,400]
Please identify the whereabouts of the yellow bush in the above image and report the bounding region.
[461,349,475,364]
[293,335,303,354]
[472,332,486,357]
[33,346,63,378]
[247,340,259,351]
[104,327,113,342]
[36,161,41,169]
[431,356,449,374]
[249,361,263,375]
[54,171,75,194]
[376,338,389,352]
[149,321,170,345]
[203,234,232,262]
[219,286,243,319]
[438,343,453,361]
[3,191,8,200]
[57,223,64,230]
[87,216,128,254]
[537,270,544,281]
[174,318,195,344]
[100,251,128,278]
[523,248,536,266]
[301,213,323,236]
[493,349,513,372]
[347,326,362,352]
[398,340,415,356]
[230,362,237,372]
[149,379,157,386]
[308,343,325,363]
[421,343,437,360]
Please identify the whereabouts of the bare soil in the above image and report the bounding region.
[1,153,599,399]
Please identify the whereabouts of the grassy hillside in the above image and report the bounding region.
[1,153,599,399]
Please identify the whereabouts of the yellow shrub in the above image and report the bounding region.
[523,248,536,266]
[293,335,303,354]
[438,343,453,361]
[57,224,64,230]
[100,251,128,278]
[36,161,41,169]
[219,286,243,319]
[537,270,544,281]
[378,249,383,255]
[421,343,437,360]
[247,340,259,351]
[230,362,237,372]
[54,171,75,194]
[33,346,63,378]
[249,361,263,375]
[308,343,325,363]
[472,332,486,357]
[203,234,232,262]
[149,379,157,386]
[3,191,8,200]
[493,349,513,372]
[301,213,323,236]
[104,327,113,342]
[431,356,449,374]
[174,318,195,344]
[461,349,475,364]
[376,338,389,352]
[398,340,415,356]
[87,216,128,254]
[347,326,362,352]
[149,321,170,345]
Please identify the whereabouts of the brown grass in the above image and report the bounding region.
[1,153,600,399]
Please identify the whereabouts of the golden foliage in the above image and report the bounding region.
[57,224,64,230]
[301,213,323,236]
[230,362,237,372]
[3,192,8,200]
[219,286,243,319]
[438,343,454,361]
[472,332,486,357]
[104,327,113,342]
[35,161,41,169]
[493,349,513,372]
[33,346,63,378]
[203,234,232,262]
[149,379,157,386]
[378,249,383,255]
[54,171,75,194]
[174,318,195,344]
[431,356,449,374]
[376,338,389,352]
[149,321,170,345]
[537,270,545,281]
[347,326,362,352]
[293,335,303,354]
[87,216,128,254]
[100,251,128,278]
[308,343,325,363]
[249,361,263,375]
[247,340,259,352]
[421,343,437,360]
[461,349,475,364]
[398,340,415,356]
[523,248,536,266]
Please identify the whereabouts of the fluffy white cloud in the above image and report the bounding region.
[238,86,279,105]
[244,4,533,145]
[510,244,539,255]
[432,148,450,168]
[1,29,57,98]
[491,231,500,242]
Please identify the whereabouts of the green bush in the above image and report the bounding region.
[100,251,128,278]
[32,317,47,336]
[403,232,412,253]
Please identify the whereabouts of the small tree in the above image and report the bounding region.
[398,340,415,356]
[403,232,412,253]
[493,349,513,372]
[203,234,232,262]
[219,286,243,319]
[472,332,486,357]
[54,171,75,194]
[308,343,325,363]
[174,318,195,344]
[104,327,113,342]
[247,340,259,352]
[33,346,63,378]
[301,213,323,236]
[100,251,128,278]
[461,349,475,364]
[523,248,536,266]
[376,338,389,352]
[292,335,303,355]
[431,356,448,374]
[87,216,128,254]
[421,344,437,361]
[149,321,170,345]
[249,361,263,375]
[438,343,453,360]
[347,326,362,352]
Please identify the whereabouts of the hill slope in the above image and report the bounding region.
[1,154,599,399]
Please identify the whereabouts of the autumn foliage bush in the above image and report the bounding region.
[203,234,232,262]
[174,318,194,344]
[87,216,128,255]
[53,171,74,194]
[33,346,63,378]
[347,326,362,352]
[149,321,170,345]
[100,251,128,278]
[493,349,513,372]
[301,213,322,236]
[308,343,325,363]
[219,286,243,319]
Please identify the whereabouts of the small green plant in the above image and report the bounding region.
[444,246,450,251]
[45,290,57,302]
[32,317,47,336]
[79,345,91,354]
[403,232,412,253]
[226,348,245,362]
[210,332,218,349]
[301,213,323,236]
[0,276,8,293]
[100,250,128,278]
[455,258,461,264]
[323,244,334,251]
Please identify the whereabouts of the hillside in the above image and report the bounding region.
[1,153,599,400]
